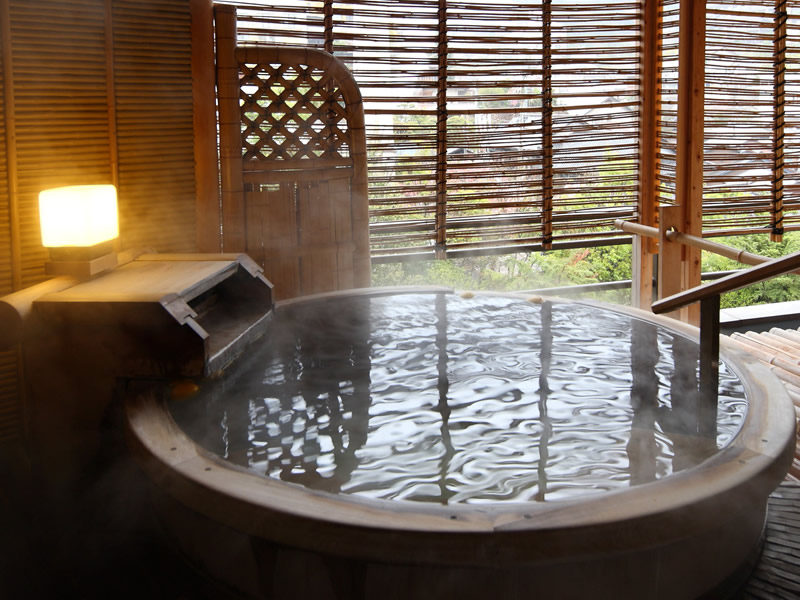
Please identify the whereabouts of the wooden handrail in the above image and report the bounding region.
[615,219,777,269]
[621,218,800,414]
[652,250,800,314]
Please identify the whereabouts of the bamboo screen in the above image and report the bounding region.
[704,0,787,236]
[657,0,800,239]
[222,0,642,259]
[655,0,679,208]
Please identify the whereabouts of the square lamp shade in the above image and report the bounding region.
[39,184,119,248]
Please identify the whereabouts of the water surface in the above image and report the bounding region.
[170,293,747,504]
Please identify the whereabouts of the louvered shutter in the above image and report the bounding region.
[112,0,196,252]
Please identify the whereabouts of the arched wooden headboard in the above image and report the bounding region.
[215,6,370,300]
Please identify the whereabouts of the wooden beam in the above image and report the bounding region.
[192,0,221,253]
[103,0,119,194]
[0,0,20,292]
[215,5,246,253]
[658,205,687,321]
[698,295,719,439]
[633,0,660,310]
[674,0,706,325]
[653,249,800,314]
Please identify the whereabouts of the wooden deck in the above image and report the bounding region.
[729,326,800,598]
[735,481,800,599]
[729,328,800,480]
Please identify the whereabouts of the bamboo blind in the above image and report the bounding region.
[704,0,782,235]
[219,0,642,259]
[656,0,679,209]
[658,0,800,239]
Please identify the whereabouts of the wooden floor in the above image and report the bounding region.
[0,467,799,599]
[729,328,800,480]
[730,325,800,598]
[735,481,800,600]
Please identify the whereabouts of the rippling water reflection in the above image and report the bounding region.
[170,293,747,504]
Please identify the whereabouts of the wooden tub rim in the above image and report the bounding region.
[125,289,796,567]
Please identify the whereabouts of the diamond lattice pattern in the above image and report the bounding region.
[240,62,351,162]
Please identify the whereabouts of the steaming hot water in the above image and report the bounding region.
[170,292,747,504]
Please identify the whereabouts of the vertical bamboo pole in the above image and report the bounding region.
[675,0,705,325]
[215,5,246,253]
[772,0,787,243]
[192,0,221,253]
[541,0,553,250]
[435,0,447,258]
[324,0,333,54]
[633,0,660,310]
[345,64,372,288]
[0,0,20,292]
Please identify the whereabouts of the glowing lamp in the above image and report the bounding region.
[39,185,118,248]
[39,185,119,278]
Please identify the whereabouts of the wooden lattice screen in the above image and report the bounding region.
[216,5,370,299]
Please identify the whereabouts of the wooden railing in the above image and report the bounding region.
[651,250,800,409]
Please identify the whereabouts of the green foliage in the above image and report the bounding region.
[701,232,800,308]
[371,245,633,304]
[371,231,800,309]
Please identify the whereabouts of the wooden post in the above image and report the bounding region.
[323,0,333,54]
[658,205,687,321]
[0,0,21,292]
[215,5,246,253]
[103,0,119,195]
[192,0,221,252]
[633,0,660,310]
[698,294,719,439]
[675,0,706,326]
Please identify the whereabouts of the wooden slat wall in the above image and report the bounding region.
[0,0,115,450]
[112,0,196,252]
[0,6,9,298]
[9,0,113,287]
[0,1,21,448]
[0,0,197,450]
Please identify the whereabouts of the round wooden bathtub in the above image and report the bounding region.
[125,290,796,600]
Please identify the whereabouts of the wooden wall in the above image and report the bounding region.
[0,0,204,455]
